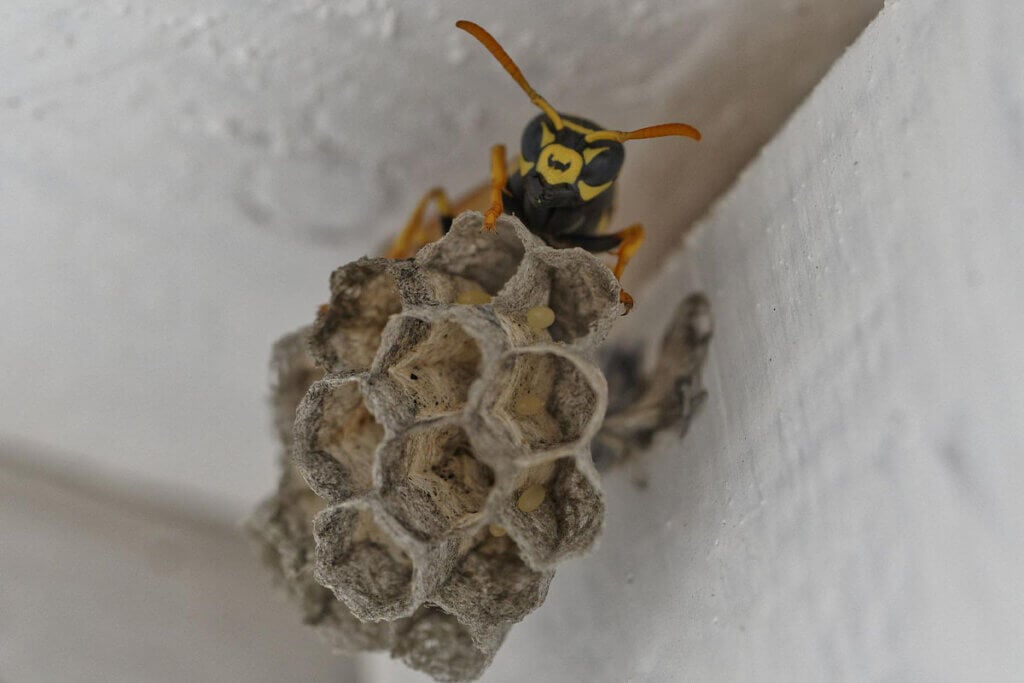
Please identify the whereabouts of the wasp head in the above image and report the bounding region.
[518,113,625,208]
[455,20,700,210]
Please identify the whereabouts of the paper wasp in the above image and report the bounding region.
[388,21,701,310]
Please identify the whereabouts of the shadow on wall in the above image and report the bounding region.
[0,446,360,682]
[611,0,884,284]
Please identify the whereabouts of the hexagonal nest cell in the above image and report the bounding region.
[314,505,416,622]
[391,605,507,683]
[416,214,527,296]
[310,258,403,373]
[483,348,605,458]
[499,457,605,570]
[435,531,553,632]
[490,226,622,348]
[378,423,495,540]
[250,472,392,654]
[377,316,484,423]
[294,376,384,502]
[539,259,620,345]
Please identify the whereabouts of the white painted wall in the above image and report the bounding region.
[365,0,1024,679]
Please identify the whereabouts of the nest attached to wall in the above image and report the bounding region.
[251,213,631,680]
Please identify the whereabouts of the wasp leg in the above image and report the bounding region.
[609,224,645,312]
[609,224,645,279]
[483,144,507,231]
[557,224,645,313]
[386,187,453,259]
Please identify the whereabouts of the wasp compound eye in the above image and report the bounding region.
[579,143,625,187]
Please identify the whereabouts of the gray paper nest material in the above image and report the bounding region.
[251,212,715,681]
[251,212,624,681]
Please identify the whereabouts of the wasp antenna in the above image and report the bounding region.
[585,123,702,144]
[456,20,565,130]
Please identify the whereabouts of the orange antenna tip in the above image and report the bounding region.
[585,123,702,144]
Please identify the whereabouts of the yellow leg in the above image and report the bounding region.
[483,144,507,231]
[610,224,645,312]
[386,187,452,259]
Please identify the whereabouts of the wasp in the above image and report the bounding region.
[387,21,701,311]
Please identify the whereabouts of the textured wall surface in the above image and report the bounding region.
[7,0,1020,681]
[0,0,878,517]
[365,0,1024,680]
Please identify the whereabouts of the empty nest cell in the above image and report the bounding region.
[249,472,393,654]
[435,531,553,630]
[311,259,403,373]
[256,509,393,651]
[382,317,483,422]
[303,377,384,500]
[391,605,505,683]
[416,212,527,296]
[314,506,416,621]
[379,424,495,540]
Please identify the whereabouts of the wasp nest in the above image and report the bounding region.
[251,213,715,680]
[251,212,626,681]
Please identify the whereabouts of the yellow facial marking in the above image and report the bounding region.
[540,122,555,148]
[583,146,607,164]
[519,157,535,176]
[578,179,613,201]
[537,144,583,185]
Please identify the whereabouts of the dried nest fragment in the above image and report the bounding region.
[594,292,713,470]
[251,212,713,682]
